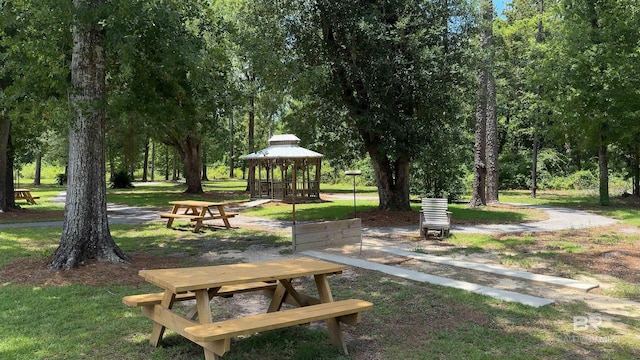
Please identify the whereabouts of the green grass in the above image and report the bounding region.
[596,208,640,227]
[106,180,250,208]
[244,199,381,221]
[2,219,640,359]
[604,281,640,301]
[0,227,61,267]
[3,183,640,358]
[500,190,640,226]
[498,190,603,207]
[447,203,544,223]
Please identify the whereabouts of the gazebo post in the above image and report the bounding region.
[269,160,274,198]
[249,159,256,198]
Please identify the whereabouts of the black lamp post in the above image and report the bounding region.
[344,170,362,218]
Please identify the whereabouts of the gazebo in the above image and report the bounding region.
[242,134,323,202]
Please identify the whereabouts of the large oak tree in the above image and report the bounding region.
[277,0,473,210]
[50,0,127,270]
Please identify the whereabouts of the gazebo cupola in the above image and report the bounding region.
[242,134,323,202]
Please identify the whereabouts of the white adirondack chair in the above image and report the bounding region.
[419,198,451,238]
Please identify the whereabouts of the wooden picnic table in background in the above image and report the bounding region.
[14,189,39,205]
[159,200,238,232]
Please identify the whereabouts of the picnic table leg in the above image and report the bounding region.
[278,279,309,307]
[25,192,37,205]
[166,205,181,228]
[216,206,232,229]
[193,207,209,233]
[149,291,176,346]
[194,289,221,360]
[315,274,348,355]
[267,281,289,313]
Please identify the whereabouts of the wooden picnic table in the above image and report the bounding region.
[159,200,238,232]
[123,258,373,359]
[14,188,39,205]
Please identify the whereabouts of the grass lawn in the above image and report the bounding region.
[1,183,639,359]
[1,222,639,359]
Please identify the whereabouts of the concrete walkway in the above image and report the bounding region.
[378,246,599,291]
[302,250,555,308]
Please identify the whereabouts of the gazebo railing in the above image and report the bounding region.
[250,180,320,200]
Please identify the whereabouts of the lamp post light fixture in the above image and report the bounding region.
[344,170,362,218]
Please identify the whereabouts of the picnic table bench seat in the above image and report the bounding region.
[159,212,204,220]
[123,282,277,307]
[183,299,373,354]
[158,212,239,220]
[208,212,238,219]
[158,211,238,229]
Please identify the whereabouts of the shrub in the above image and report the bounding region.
[540,170,599,190]
[110,170,135,189]
[56,173,67,185]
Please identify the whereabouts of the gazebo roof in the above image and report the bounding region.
[242,134,323,160]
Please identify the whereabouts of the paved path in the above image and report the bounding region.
[0,195,619,235]
[454,204,618,234]
[302,250,556,308]
[358,203,619,239]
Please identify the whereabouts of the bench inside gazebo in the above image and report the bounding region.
[242,134,323,203]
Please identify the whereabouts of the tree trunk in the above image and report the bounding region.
[5,143,17,210]
[470,0,494,207]
[172,147,179,181]
[180,133,204,194]
[484,0,498,203]
[164,145,169,180]
[367,146,411,211]
[33,153,42,185]
[142,137,149,182]
[531,0,544,199]
[246,93,255,191]
[470,70,487,207]
[598,140,610,206]
[485,61,498,203]
[531,132,538,198]
[0,116,13,212]
[50,0,127,270]
[150,140,155,181]
[108,156,115,182]
[633,146,639,197]
[229,111,235,178]
[201,144,209,181]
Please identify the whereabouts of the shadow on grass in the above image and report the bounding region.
[112,223,289,257]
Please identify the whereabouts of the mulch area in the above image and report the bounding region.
[0,253,181,287]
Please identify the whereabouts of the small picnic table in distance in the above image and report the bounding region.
[122,258,373,359]
[159,200,238,232]
[14,188,39,205]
